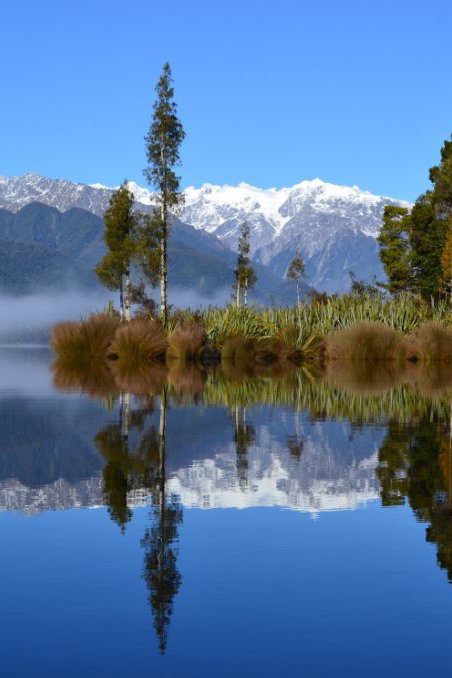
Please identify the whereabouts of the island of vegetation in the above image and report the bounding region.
[52,63,452,380]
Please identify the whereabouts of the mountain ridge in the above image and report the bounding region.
[0,173,411,292]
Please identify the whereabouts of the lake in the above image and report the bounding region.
[1,347,452,677]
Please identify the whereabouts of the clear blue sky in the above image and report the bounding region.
[2,0,452,200]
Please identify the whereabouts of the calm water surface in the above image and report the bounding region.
[1,348,452,677]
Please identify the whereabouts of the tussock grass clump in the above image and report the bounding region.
[408,322,452,362]
[109,319,168,367]
[167,323,205,362]
[220,334,259,366]
[51,313,119,366]
[326,321,406,362]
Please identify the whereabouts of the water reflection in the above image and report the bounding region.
[2,349,452,657]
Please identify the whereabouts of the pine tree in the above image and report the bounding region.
[96,182,137,321]
[377,205,413,294]
[144,63,185,326]
[287,248,305,307]
[234,221,257,308]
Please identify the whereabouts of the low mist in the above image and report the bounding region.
[0,286,233,344]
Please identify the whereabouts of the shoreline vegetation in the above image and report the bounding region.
[51,314,452,423]
[51,292,452,405]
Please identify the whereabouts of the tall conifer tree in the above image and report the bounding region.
[144,63,185,325]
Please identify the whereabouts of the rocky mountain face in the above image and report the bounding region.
[0,173,410,293]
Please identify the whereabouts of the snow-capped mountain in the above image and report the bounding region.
[182,179,410,292]
[0,173,410,292]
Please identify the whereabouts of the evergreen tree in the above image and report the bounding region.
[144,63,186,325]
[429,135,452,217]
[441,224,452,300]
[287,248,305,307]
[234,221,257,308]
[377,205,413,294]
[409,191,447,300]
[96,182,136,321]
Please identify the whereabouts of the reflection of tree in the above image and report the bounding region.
[141,388,182,654]
[95,394,158,532]
[377,413,452,580]
[95,387,183,653]
[287,411,304,461]
[233,406,255,491]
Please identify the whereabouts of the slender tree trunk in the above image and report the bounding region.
[296,281,300,309]
[236,279,241,309]
[160,204,168,326]
[120,392,130,439]
[159,387,167,523]
[119,275,124,322]
[124,269,131,322]
[244,283,248,308]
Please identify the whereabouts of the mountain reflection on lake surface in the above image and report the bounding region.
[1,348,452,677]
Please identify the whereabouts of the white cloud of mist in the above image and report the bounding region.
[0,287,233,342]
[0,290,112,341]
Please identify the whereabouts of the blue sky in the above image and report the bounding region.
[2,0,452,200]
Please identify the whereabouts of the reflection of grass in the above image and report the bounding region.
[52,338,452,424]
[52,356,119,398]
[110,360,168,397]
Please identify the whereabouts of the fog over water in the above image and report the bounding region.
[0,287,231,342]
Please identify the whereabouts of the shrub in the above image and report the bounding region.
[51,313,119,366]
[109,319,168,367]
[408,322,452,362]
[326,321,406,361]
[167,323,205,362]
[220,334,258,365]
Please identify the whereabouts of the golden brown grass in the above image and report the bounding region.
[167,323,205,362]
[326,321,406,362]
[109,319,168,367]
[407,322,452,362]
[220,335,259,365]
[51,313,119,367]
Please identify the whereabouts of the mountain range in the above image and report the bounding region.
[0,172,410,297]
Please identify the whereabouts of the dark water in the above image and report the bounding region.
[1,348,452,677]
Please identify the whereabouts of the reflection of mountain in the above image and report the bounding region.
[167,415,382,513]
[0,387,382,514]
[0,476,102,515]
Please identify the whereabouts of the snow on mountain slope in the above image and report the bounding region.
[0,173,410,293]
